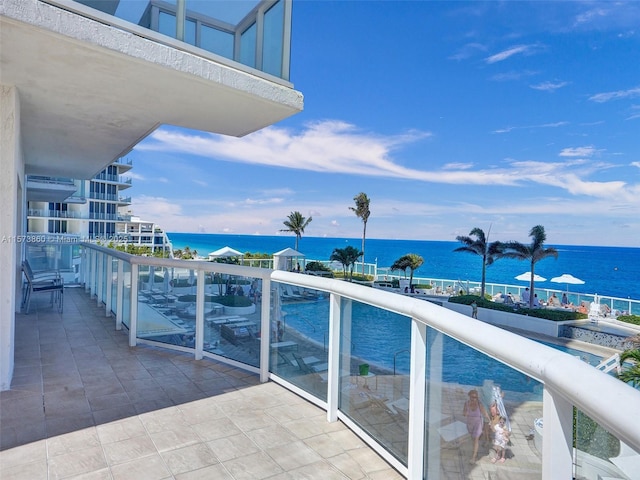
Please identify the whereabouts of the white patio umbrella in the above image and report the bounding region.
[515,272,547,282]
[208,246,243,260]
[550,274,585,291]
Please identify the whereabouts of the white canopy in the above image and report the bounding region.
[208,246,243,259]
[273,247,304,257]
[515,272,547,282]
[550,274,585,285]
[273,248,304,271]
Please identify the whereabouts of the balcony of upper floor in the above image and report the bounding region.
[92,173,133,188]
[113,157,133,172]
[25,176,77,203]
[1,0,303,181]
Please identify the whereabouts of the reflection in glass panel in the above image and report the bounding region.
[185,19,196,45]
[203,274,262,367]
[159,11,177,39]
[338,299,411,464]
[269,283,329,401]
[122,262,131,328]
[240,23,257,68]
[137,267,195,349]
[575,409,636,480]
[423,327,542,479]
[110,257,118,315]
[263,0,284,77]
[201,25,234,59]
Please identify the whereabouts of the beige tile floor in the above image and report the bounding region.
[0,287,402,480]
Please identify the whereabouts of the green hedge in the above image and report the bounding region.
[449,295,588,322]
[617,314,640,326]
[216,295,253,307]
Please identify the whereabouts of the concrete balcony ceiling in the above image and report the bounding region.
[1,0,304,179]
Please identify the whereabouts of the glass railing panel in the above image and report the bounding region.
[121,261,131,329]
[423,327,543,479]
[201,24,234,58]
[110,257,118,315]
[574,409,638,480]
[338,299,411,464]
[269,282,329,400]
[240,22,257,68]
[136,266,192,348]
[71,0,289,80]
[202,274,263,367]
[262,0,284,77]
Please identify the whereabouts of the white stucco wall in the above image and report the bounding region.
[0,85,23,390]
[445,301,562,337]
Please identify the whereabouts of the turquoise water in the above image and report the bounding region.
[168,232,640,301]
[282,298,602,395]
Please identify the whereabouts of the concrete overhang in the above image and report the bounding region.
[26,176,77,202]
[0,0,304,180]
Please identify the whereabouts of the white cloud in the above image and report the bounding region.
[193,179,208,187]
[442,162,474,170]
[631,162,640,169]
[485,44,539,64]
[530,81,570,92]
[448,42,487,61]
[559,146,597,157]
[589,86,640,103]
[493,121,568,134]
[490,70,538,82]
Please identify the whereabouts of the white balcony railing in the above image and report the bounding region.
[77,242,640,479]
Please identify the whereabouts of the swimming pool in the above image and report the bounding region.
[282,298,604,397]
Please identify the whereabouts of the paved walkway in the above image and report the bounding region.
[0,288,402,480]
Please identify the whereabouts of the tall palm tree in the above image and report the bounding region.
[454,227,503,299]
[390,253,424,288]
[280,211,312,251]
[349,193,370,278]
[330,246,363,281]
[500,225,558,308]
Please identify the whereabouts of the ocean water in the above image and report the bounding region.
[168,232,640,301]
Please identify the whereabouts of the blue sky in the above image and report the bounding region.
[127,1,640,247]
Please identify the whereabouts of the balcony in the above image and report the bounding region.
[26,175,77,203]
[2,0,302,180]
[6,242,640,479]
[1,287,399,479]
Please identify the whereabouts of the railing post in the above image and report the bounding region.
[327,292,341,422]
[116,260,123,330]
[542,385,574,479]
[407,320,426,479]
[195,268,205,360]
[259,278,271,383]
[129,263,138,347]
[105,255,112,317]
[96,252,103,306]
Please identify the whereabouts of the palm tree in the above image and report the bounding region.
[349,193,370,278]
[280,211,312,251]
[330,246,363,281]
[454,227,503,299]
[390,253,424,288]
[617,349,640,388]
[500,225,558,308]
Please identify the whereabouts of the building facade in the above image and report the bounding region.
[1,0,303,390]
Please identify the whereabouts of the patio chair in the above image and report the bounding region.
[21,260,64,314]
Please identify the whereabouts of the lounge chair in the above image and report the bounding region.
[21,260,64,314]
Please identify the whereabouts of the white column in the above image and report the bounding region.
[105,255,112,316]
[129,263,138,347]
[327,292,341,422]
[259,278,271,383]
[195,269,204,360]
[96,252,103,306]
[407,320,427,479]
[116,260,123,330]
[0,85,22,391]
[542,385,574,479]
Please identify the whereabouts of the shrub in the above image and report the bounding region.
[449,295,588,321]
[617,314,640,326]
[305,261,331,272]
[216,295,253,307]
[414,284,433,290]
